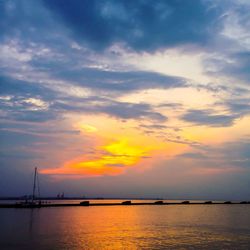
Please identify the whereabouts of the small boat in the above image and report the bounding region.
[154,200,164,204]
[80,201,90,206]
[204,201,213,204]
[121,200,131,205]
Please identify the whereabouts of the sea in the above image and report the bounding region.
[0,200,250,249]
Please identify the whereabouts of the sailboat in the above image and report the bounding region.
[16,167,42,208]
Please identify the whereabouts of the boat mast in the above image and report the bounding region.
[32,167,37,202]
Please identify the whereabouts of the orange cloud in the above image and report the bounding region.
[41,139,151,177]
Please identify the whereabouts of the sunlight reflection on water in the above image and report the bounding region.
[0,205,250,249]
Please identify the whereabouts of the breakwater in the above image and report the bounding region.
[0,200,249,208]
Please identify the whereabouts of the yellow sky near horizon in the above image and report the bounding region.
[40,108,250,178]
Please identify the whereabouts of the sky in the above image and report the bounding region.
[0,0,250,200]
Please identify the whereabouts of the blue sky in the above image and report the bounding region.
[0,0,250,199]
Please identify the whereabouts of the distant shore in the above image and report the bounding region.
[0,197,162,200]
[0,197,247,201]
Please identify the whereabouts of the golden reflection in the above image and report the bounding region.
[50,205,250,249]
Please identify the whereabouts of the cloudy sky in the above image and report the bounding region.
[0,0,250,199]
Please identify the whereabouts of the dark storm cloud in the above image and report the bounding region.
[181,109,238,127]
[42,0,222,52]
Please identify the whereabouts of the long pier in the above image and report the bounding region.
[0,200,249,208]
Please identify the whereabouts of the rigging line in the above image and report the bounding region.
[37,169,41,198]
[32,167,37,202]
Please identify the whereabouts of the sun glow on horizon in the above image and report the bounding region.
[40,110,250,178]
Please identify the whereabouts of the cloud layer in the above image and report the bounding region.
[43,0,222,51]
[0,0,250,198]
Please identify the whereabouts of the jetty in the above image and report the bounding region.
[0,200,249,208]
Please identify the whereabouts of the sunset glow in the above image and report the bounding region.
[41,138,154,176]
[1,0,250,200]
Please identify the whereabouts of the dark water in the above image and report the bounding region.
[0,204,250,249]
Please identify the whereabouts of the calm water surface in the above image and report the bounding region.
[0,205,250,249]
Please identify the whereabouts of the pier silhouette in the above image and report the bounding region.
[0,200,249,208]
